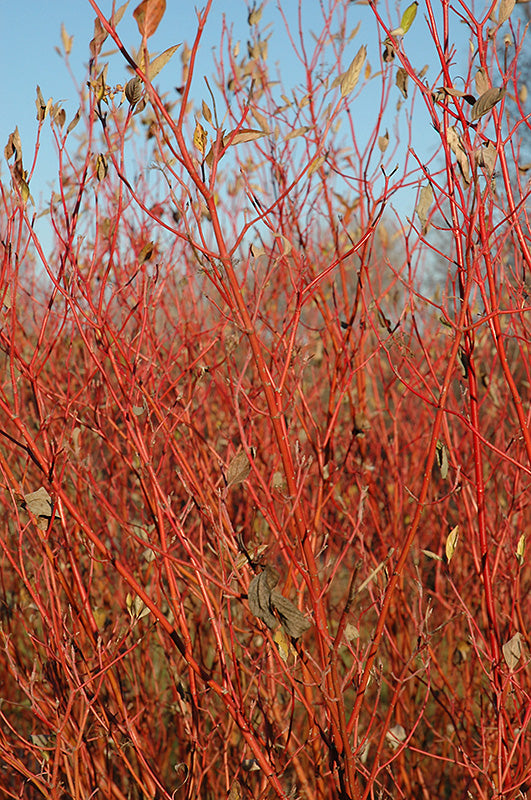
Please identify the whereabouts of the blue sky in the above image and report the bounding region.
[1,0,489,255]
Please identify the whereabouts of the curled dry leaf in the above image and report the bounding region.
[247,566,311,638]
[446,126,470,184]
[125,76,143,105]
[396,68,408,99]
[340,45,367,97]
[378,130,389,153]
[23,487,58,530]
[502,632,522,670]
[515,533,525,566]
[415,183,434,233]
[435,439,449,479]
[386,724,406,750]
[471,87,505,122]
[475,68,489,96]
[227,780,242,800]
[474,141,497,175]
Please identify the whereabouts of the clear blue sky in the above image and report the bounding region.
[1,0,480,253]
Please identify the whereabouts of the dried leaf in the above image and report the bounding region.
[248,3,263,25]
[193,121,208,156]
[247,567,279,629]
[308,155,326,176]
[518,84,527,104]
[227,780,242,800]
[285,126,310,141]
[226,128,267,146]
[125,76,143,105]
[378,130,389,152]
[89,17,107,59]
[383,39,395,62]
[133,0,166,38]
[60,23,73,55]
[475,68,489,96]
[471,87,505,122]
[502,632,522,670]
[386,724,406,750]
[435,440,449,479]
[515,533,525,566]
[202,100,213,125]
[445,524,459,563]
[138,241,154,264]
[23,487,55,519]
[66,109,80,134]
[452,640,471,665]
[340,45,367,97]
[273,627,290,661]
[474,140,497,175]
[226,450,252,487]
[148,44,180,80]
[270,590,311,638]
[396,68,408,99]
[498,0,515,24]
[416,183,434,233]
[446,126,470,183]
[111,1,129,27]
[96,153,108,181]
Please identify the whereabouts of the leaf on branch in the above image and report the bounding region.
[125,76,143,105]
[193,121,208,156]
[202,100,213,125]
[474,140,497,175]
[96,153,108,181]
[60,23,73,56]
[138,241,154,264]
[383,38,395,62]
[133,0,166,39]
[111,1,129,27]
[445,525,459,563]
[515,533,525,566]
[226,449,253,487]
[416,183,434,233]
[148,44,180,79]
[248,3,264,25]
[90,17,108,59]
[285,126,310,141]
[471,87,505,121]
[273,628,291,661]
[435,440,449,478]
[446,126,470,184]
[475,68,489,96]
[226,128,267,146]
[400,1,418,33]
[340,45,367,97]
[66,109,80,134]
[502,632,522,670]
[386,723,406,750]
[378,130,389,153]
[498,0,515,25]
[308,155,326,176]
[396,68,408,99]
[247,566,311,638]
[23,487,58,530]
[227,780,242,800]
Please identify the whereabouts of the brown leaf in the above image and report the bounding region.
[435,440,449,479]
[125,76,143,105]
[498,0,515,24]
[270,591,311,638]
[133,0,166,39]
[138,241,154,264]
[193,121,208,156]
[226,450,252,487]
[60,23,73,56]
[227,780,242,800]
[226,128,267,146]
[445,525,459,563]
[502,632,522,670]
[475,68,489,96]
[416,183,434,233]
[247,567,279,629]
[474,141,497,175]
[89,17,108,59]
[378,130,389,153]
[285,126,310,141]
[340,45,366,97]
[148,44,180,79]
[66,110,81,134]
[471,87,505,122]
[396,68,408,99]
[23,487,57,529]
[446,126,470,183]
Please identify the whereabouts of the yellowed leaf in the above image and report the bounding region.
[193,121,208,155]
[60,23,73,56]
[445,525,459,563]
[515,533,525,566]
[340,45,366,97]
[133,0,166,39]
[148,44,180,80]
